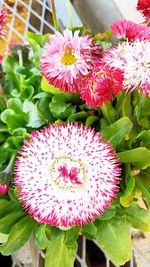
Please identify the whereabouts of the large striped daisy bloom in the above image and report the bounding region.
[14,123,121,227]
[40,29,102,93]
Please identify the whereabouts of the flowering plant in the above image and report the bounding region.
[0,1,150,266]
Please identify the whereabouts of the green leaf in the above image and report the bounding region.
[2,56,20,91]
[85,115,98,126]
[126,203,150,232]
[0,211,26,234]
[20,86,34,100]
[132,131,150,150]
[0,200,22,220]
[135,176,150,206]
[136,96,150,128]
[118,147,150,169]
[0,215,36,255]
[41,77,61,94]
[23,100,44,128]
[99,41,112,50]
[101,102,117,123]
[33,92,50,99]
[26,32,50,47]
[0,149,13,166]
[96,216,132,266]
[35,224,49,250]
[0,199,9,215]
[49,94,76,119]
[81,222,97,239]
[37,97,54,122]
[102,117,133,149]
[121,95,132,118]
[8,188,19,203]
[123,175,135,197]
[7,98,23,114]
[45,229,78,267]
[68,111,88,122]
[0,233,8,244]
[97,208,116,220]
[49,94,69,114]
[120,175,135,207]
[5,136,24,149]
[25,32,49,67]
[1,109,28,133]
[12,128,27,137]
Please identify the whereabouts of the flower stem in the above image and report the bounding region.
[18,49,24,90]
[50,0,59,31]
[101,102,117,124]
[5,153,16,175]
[66,0,73,28]
[18,49,23,68]
[1,153,16,184]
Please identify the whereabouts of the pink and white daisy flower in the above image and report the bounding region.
[0,184,9,195]
[137,0,150,22]
[14,123,121,227]
[80,63,124,107]
[103,40,150,97]
[0,7,7,38]
[40,29,102,93]
[111,19,150,41]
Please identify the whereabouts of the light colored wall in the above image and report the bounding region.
[113,0,143,22]
[55,0,144,32]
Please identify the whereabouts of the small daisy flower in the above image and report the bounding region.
[103,40,150,97]
[111,19,150,41]
[0,184,9,195]
[14,123,121,227]
[80,63,124,107]
[137,0,150,22]
[40,29,102,93]
[0,8,7,38]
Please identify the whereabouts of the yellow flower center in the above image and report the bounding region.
[61,48,77,65]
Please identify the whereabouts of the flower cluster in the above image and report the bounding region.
[0,7,7,38]
[14,123,121,227]
[41,11,150,106]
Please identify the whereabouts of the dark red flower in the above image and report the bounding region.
[137,0,150,22]
[80,63,124,107]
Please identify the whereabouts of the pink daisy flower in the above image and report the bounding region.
[80,63,124,107]
[40,29,102,93]
[0,184,9,195]
[103,40,150,97]
[14,123,121,227]
[0,7,7,38]
[111,19,150,42]
[137,0,150,22]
